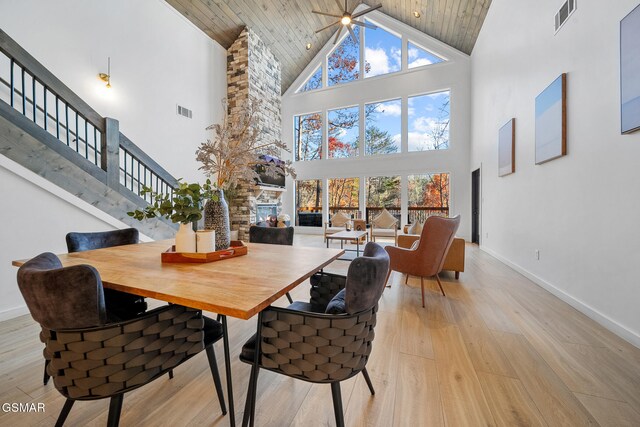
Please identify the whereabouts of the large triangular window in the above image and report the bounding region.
[364,20,401,78]
[327,26,361,86]
[408,41,445,69]
[297,65,322,93]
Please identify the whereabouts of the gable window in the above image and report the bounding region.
[408,173,450,223]
[329,177,360,218]
[328,106,359,158]
[297,65,322,93]
[328,26,361,86]
[408,41,445,69]
[365,99,401,155]
[294,112,323,161]
[365,175,401,225]
[295,179,322,227]
[408,91,450,151]
[364,20,401,78]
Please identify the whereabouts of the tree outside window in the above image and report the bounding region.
[408,91,450,151]
[407,173,450,223]
[328,178,359,217]
[294,113,322,161]
[295,179,323,227]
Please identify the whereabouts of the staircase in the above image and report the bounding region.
[0,29,177,239]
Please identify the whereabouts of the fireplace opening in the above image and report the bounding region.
[256,204,278,223]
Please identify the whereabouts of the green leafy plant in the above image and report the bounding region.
[128,179,218,225]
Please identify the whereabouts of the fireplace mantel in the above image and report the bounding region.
[254,185,286,199]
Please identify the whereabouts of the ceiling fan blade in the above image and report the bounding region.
[315,20,341,33]
[335,0,345,13]
[347,24,358,43]
[351,20,378,30]
[312,10,342,18]
[352,4,382,19]
[333,26,344,44]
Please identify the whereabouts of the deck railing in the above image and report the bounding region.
[0,29,177,205]
[326,206,450,227]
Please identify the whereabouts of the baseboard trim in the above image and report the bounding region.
[0,305,29,322]
[479,245,640,349]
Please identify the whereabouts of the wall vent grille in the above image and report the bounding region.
[555,0,577,33]
[177,105,193,119]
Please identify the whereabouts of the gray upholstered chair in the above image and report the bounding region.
[248,225,294,246]
[239,242,390,427]
[17,252,227,427]
[249,225,295,303]
[66,228,147,321]
[40,228,147,387]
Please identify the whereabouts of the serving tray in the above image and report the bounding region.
[161,240,248,263]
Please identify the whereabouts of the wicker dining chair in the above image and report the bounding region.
[249,225,295,304]
[239,242,390,427]
[17,252,227,427]
[38,229,147,387]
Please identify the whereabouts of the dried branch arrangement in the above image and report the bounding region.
[195,98,296,189]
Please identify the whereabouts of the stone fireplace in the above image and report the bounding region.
[226,27,283,240]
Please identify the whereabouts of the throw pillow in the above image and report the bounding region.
[331,211,350,227]
[325,289,347,314]
[373,209,397,229]
[407,221,423,235]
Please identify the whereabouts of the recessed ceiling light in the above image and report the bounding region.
[306,43,312,50]
[413,10,421,18]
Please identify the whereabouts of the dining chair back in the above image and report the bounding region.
[239,242,390,427]
[248,225,294,246]
[17,252,228,427]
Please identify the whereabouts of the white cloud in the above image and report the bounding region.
[375,102,401,116]
[408,47,420,60]
[392,133,401,144]
[409,58,434,68]
[390,46,402,71]
[412,117,438,133]
[365,47,389,77]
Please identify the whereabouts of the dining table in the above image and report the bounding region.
[13,239,344,427]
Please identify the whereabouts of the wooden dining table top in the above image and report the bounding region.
[12,240,344,320]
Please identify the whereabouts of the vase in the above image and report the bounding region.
[204,189,231,250]
[175,223,196,253]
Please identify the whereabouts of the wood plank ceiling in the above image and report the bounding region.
[166,0,492,92]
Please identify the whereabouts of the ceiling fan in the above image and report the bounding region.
[313,1,382,44]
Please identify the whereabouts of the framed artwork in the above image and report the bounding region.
[621,4,640,134]
[498,118,515,176]
[535,74,567,164]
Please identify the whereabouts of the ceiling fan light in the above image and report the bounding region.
[341,15,351,25]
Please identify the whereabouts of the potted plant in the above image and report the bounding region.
[128,179,217,252]
[195,98,296,245]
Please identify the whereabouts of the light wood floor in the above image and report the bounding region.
[1,236,640,426]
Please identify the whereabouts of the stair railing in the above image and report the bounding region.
[0,29,177,205]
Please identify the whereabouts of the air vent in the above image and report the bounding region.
[555,0,577,33]
[177,105,192,119]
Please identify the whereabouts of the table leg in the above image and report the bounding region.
[326,238,329,248]
[356,239,360,257]
[221,315,235,427]
[341,240,344,250]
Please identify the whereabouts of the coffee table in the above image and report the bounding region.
[326,229,369,258]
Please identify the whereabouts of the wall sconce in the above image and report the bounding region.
[98,57,111,89]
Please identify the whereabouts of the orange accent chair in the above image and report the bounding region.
[384,215,460,307]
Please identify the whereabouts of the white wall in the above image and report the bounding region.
[0,0,227,182]
[471,0,640,346]
[0,0,228,319]
[282,9,472,239]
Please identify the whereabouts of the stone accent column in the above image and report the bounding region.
[226,28,282,241]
